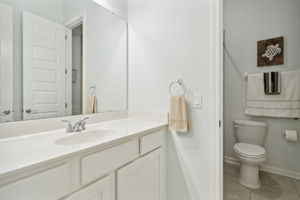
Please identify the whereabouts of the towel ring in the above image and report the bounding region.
[89,85,96,94]
[169,79,186,95]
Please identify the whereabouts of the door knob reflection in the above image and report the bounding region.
[0,110,11,115]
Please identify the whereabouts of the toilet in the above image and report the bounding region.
[233,120,268,189]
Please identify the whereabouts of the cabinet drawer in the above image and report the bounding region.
[0,164,71,200]
[81,140,138,185]
[140,131,163,155]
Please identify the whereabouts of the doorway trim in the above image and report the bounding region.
[219,0,224,199]
[65,12,87,115]
[218,0,224,198]
[212,0,224,199]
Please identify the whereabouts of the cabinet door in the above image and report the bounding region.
[117,149,164,200]
[65,176,112,200]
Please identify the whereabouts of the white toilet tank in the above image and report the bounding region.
[234,120,268,146]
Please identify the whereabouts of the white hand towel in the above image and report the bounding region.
[169,95,189,132]
[245,71,300,118]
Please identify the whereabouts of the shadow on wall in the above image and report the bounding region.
[224,44,247,83]
[167,100,213,200]
[168,131,201,200]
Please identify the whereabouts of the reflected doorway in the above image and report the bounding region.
[71,25,83,115]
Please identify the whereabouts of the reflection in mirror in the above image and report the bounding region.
[0,0,127,123]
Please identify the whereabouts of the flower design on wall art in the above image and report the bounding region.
[257,36,284,67]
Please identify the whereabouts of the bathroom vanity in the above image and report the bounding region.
[0,117,167,200]
[0,1,168,199]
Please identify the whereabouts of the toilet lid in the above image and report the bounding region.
[233,143,266,158]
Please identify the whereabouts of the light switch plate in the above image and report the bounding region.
[192,93,202,109]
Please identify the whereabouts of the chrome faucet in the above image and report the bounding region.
[62,117,89,133]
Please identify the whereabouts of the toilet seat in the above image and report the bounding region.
[233,143,266,158]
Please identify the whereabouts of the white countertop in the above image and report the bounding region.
[0,118,167,178]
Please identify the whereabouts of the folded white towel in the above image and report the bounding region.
[245,71,300,118]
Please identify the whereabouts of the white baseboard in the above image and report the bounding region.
[224,156,300,180]
[224,156,240,166]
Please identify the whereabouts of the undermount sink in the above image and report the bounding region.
[55,129,123,145]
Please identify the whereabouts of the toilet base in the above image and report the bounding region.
[239,163,261,189]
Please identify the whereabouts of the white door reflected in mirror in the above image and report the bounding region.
[0,3,13,123]
[23,12,66,120]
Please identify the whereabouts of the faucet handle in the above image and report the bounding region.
[78,117,89,131]
[62,119,72,125]
[77,117,89,125]
[62,120,73,133]
[80,117,89,123]
[81,121,87,130]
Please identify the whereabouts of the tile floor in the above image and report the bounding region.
[224,163,300,200]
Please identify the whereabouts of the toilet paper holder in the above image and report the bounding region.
[282,130,298,142]
[282,130,297,136]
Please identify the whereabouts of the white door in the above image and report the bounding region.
[117,149,163,200]
[64,176,112,200]
[0,3,13,122]
[23,11,66,120]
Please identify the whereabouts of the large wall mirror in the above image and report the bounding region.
[0,0,127,123]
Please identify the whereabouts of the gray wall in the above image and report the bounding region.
[224,0,300,173]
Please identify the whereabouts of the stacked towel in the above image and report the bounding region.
[169,95,189,132]
[245,71,300,118]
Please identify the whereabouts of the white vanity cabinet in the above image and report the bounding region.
[0,129,166,200]
[64,176,112,200]
[117,149,164,200]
